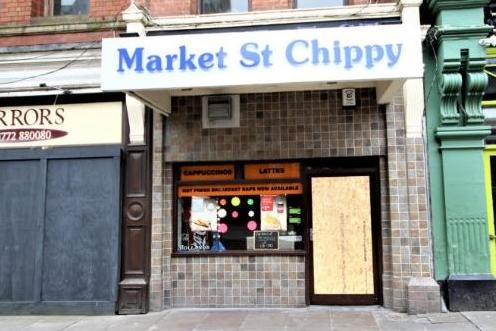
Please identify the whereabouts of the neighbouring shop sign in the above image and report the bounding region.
[0,102,122,148]
[244,162,300,180]
[180,164,235,181]
[101,24,422,91]
[178,182,303,197]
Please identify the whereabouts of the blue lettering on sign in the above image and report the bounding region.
[115,40,404,74]
[285,41,403,70]
[286,40,309,65]
[116,46,229,73]
[117,47,144,72]
[240,43,260,68]
[240,43,273,68]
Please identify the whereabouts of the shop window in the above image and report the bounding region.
[295,0,345,9]
[200,0,249,14]
[45,0,89,16]
[175,163,305,253]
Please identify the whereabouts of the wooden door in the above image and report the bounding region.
[308,172,381,305]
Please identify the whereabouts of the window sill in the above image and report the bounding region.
[0,18,125,37]
[171,250,306,257]
[31,15,91,25]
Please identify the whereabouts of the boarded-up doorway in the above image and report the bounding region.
[307,169,381,305]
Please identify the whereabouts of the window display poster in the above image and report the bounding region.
[190,196,218,231]
[260,195,287,231]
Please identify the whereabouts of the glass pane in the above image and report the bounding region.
[296,0,345,9]
[201,0,249,14]
[53,0,89,15]
[177,194,304,252]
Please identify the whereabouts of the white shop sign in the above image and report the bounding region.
[0,102,122,148]
[101,24,423,91]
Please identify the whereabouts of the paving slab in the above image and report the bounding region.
[331,312,380,331]
[426,313,468,324]
[198,311,248,330]
[17,315,84,331]
[240,311,289,330]
[284,309,331,330]
[64,315,126,331]
[0,316,45,331]
[148,310,210,331]
[462,311,496,331]
[424,322,479,331]
[0,308,495,331]
[373,311,427,331]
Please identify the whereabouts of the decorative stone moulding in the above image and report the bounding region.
[438,71,462,125]
[426,0,491,15]
[464,70,487,124]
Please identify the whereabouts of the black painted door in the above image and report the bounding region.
[0,147,121,314]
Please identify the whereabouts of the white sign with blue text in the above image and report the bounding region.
[101,24,422,91]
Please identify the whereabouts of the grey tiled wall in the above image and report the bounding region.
[148,88,434,311]
[171,256,305,307]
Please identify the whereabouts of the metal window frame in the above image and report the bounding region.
[44,0,90,16]
[293,0,348,9]
[197,0,252,14]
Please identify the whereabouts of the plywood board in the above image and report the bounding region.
[312,176,374,295]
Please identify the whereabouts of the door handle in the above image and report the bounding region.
[490,234,496,241]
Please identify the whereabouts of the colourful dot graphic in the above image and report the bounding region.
[247,221,257,231]
[231,197,241,206]
[218,223,228,234]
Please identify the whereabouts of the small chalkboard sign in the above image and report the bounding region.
[254,231,279,250]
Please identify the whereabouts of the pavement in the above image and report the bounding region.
[0,307,495,331]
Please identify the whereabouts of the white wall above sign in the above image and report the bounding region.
[0,102,122,149]
[101,24,423,92]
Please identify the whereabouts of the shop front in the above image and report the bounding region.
[172,158,382,305]
[102,1,440,313]
[0,97,124,314]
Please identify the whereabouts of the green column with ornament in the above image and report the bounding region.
[424,0,496,311]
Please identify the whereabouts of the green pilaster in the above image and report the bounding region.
[436,126,491,274]
[424,0,493,280]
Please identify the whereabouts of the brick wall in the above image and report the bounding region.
[0,0,399,26]
[0,30,116,47]
[146,0,196,16]
[142,0,397,17]
[0,0,127,26]
[88,0,128,19]
[251,0,292,11]
[31,0,44,17]
[0,0,32,25]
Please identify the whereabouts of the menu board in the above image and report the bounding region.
[254,231,279,250]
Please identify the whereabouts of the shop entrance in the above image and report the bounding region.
[483,147,496,277]
[307,168,381,305]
